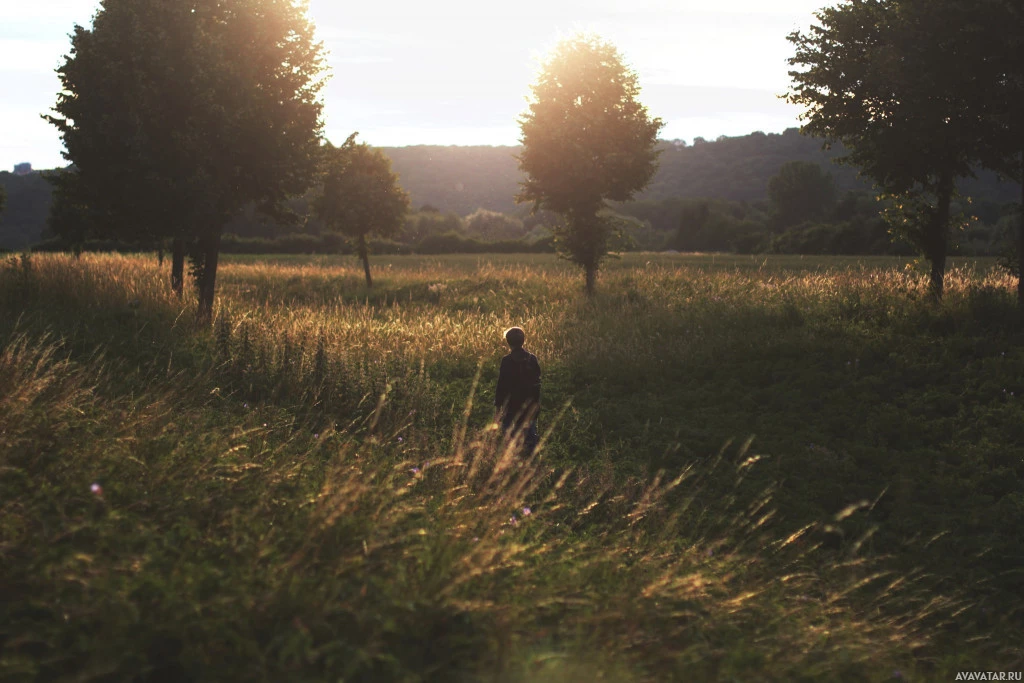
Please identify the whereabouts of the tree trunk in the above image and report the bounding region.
[584,263,596,296]
[157,244,164,267]
[1018,150,1024,319]
[929,170,954,300]
[171,236,185,297]
[358,233,373,288]
[196,231,221,325]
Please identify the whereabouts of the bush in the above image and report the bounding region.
[465,209,528,241]
[415,231,554,254]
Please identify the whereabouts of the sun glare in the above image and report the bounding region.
[3,0,823,167]
[312,0,820,148]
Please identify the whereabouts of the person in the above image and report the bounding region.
[494,326,541,455]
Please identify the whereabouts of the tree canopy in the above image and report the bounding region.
[47,0,327,318]
[316,134,410,287]
[517,35,663,293]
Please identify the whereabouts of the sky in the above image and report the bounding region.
[0,0,825,172]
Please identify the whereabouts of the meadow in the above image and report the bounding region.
[1,251,1023,681]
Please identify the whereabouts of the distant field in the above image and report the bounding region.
[2,252,1022,680]
[222,251,998,272]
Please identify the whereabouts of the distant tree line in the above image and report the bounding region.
[6,132,1021,256]
[0,172,53,251]
[31,205,557,256]
[17,166,1020,261]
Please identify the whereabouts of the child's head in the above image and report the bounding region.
[504,326,526,349]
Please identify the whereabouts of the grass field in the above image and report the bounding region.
[2,251,1023,681]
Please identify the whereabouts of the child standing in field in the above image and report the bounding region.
[494,327,541,455]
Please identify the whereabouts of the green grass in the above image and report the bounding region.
[1,252,1022,681]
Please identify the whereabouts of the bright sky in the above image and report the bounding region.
[0,0,825,171]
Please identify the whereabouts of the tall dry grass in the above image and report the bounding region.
[1,252,1020,680]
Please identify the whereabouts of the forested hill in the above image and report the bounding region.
[381,128,1019,215]
[2,128,1018,249]
[381,130,860,214]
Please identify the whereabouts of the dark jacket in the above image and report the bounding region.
[495,347,541,423]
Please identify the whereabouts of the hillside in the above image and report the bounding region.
[385,130,1019,212]
[382,130,874,214]
[3,129,1019,249]
[0,171,53,250]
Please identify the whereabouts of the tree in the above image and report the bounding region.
[47,0,326,320]
[1000,5,1024,315]
[967,0,1024,314]
[0,184,5,220]
[465,209,526,241]
[786,0,992,298]
[768,160,836,229]
[517,35,663,294]
[316,134,410,287]
[672,199,710,251]
[402,210,464,245]
[45,169,100,256]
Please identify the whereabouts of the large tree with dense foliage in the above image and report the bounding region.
[517,35,663,294]
[47,0,326,320]
[967,0,1024,312]
[316,135,410,287]
[786,0,994,298]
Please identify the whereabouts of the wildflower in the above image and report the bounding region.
[243,403,249,409]
[313,433,319,439]
[90,483,103,496]
[263,423,268,427]
[522,506,531,516]
[397,436,403,443]
[410,467,420,475]
[509,515,518,526]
